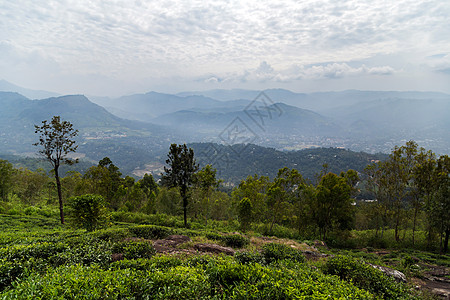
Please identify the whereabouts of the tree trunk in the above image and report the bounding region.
[412,206,418,245]
[54,165,64,224]
[181,187,188,228]
[395,205,401,242]
[444,228,449,254]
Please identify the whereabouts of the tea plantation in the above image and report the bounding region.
[0,213,437,299]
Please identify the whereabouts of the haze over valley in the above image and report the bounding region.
[1,80,449,183]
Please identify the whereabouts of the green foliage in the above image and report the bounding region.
[324,255,412,299]
[33,115,79,225]
[234,251,265,265]
[67,194,109,231]
[221,234,250,248]
[262,243,305,264]
[0,260,26,291]
[0,160,14,201]
[128,225,174,239]
[237,197,252,231]
[314,172,354,239]
[204,232,249,248]
[161,143,199,228]
[111,239,156,260]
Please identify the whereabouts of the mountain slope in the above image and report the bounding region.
[91,92,230,121]
[190,142,387,184]
[0,92,176,158]
[151,102,342,138]
[0,80,59,99]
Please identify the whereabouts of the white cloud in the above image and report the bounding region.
[0,0,449,95]
[212,61,396,84]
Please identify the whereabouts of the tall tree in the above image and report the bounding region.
[192,164,221,223]
[0,160,14,201]
[313,172,354,239]
[430,155,450,253]
[34,116,78,224]
[161,144,198,227]
[267,167,305,234]
[83,157,123,210]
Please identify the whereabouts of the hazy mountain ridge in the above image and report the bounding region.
[0,80,60,99]
[1,82,449,157]
[0,92,178,160]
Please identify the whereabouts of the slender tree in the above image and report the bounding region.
[161,144,198,227]
[0,159,14,201]
[34,116,78,224]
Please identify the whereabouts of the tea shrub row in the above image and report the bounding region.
[2,256,376,299]
[205,232,250,248]
[324,255,414,299]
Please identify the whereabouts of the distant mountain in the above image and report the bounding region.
[151,102,342,139]
[0,92,177,169]
[90,92,232,121]
[177,89,261,101]
[176,88,450,111]
[0,79,60,99]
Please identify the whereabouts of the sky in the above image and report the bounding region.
[1,0,450,97]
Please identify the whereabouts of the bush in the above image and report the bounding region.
[128,225,174,239]
[222,234,250,248]
[0,260,25,291]
[234,251,265,265]
[204,233,249,248]
[93,227,130,242]
[67,194,109,231]
[261,243,305,264]
[111,256,183,271]
[112,240,156,260]
[324,255,411,299]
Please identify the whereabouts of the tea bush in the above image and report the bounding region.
[0,260,25,291]
[111,239,156,260]
[234,250,265,265]
[128,225,174,239]
[221,234,249,248]
[204,232,249,248]
[324,255,413,299]
[262,243,305,264]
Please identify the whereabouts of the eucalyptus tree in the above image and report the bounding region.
[34,116,78,224]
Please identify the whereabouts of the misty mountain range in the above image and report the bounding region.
[1,80,449,178]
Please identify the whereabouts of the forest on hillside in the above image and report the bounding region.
[1,140,448,253]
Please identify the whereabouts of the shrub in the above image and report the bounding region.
[67,194,109,231]
[112,240,156,260]
[0,260,25,291]
[93,227,130,242]
[111,256,183,271]
[234,251,265,265]
[204,233,249,248]
[128,225,174,239]
[261,243,305,264]
[222,234,250,248]
[0,242,68,262]
[324,255,411,299]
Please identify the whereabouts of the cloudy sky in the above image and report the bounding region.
[1,0,449,96]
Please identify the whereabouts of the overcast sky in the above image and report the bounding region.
[1,0,449,96]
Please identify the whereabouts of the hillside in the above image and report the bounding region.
[0,92,178,171]
[190,143,386,184]
[152,102,342,139]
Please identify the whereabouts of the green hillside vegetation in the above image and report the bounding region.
[192,143,387,184]
[0,139,448,298]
